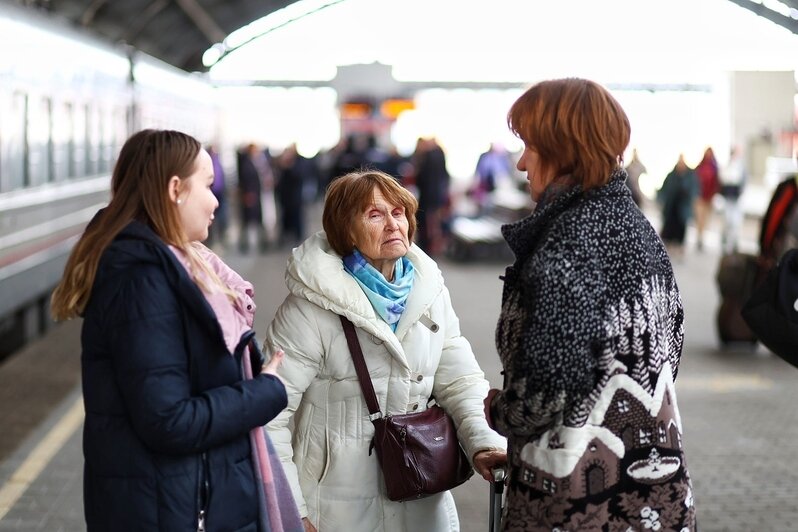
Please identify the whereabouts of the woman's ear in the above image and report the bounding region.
[349,231,361,251]
[167,176,181,204]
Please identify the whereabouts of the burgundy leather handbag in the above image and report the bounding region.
[340,316,473,501]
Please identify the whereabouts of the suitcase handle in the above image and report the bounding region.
[489,468,506,532]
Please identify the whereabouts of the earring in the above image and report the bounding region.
[176,198,182,205]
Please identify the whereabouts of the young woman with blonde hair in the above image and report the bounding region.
[52,129,301,532]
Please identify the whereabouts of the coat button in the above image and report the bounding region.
[416,374,423,382]
[412,403,419,410]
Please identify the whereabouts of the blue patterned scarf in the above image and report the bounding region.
[343,249,414,331]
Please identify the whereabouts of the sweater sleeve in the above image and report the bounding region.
[490,244,606,439]
[105,271,287,455]
[432,285,506,462]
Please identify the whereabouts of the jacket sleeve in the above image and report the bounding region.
[489,244,605,439]
[262,296,324,518]
[431,285,506,463]
[105,270,287,454]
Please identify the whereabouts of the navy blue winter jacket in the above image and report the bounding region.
[80,219,287,531]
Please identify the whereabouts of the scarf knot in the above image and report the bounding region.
[343,249,415,331]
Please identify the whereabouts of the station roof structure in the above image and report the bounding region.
[10,0,798,73]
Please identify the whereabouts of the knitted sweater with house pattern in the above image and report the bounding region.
[491,171,696,531]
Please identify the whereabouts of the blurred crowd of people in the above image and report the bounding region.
[654,145,748,258]
[207,142,321,254]
[206,134,528,258]
[206,132,765,268]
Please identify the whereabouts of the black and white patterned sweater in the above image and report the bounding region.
[492,171,696,531]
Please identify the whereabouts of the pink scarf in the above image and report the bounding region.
[169,245,302,531]
[241,349,303,532]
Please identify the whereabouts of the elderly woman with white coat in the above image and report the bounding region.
[263,170,507,531]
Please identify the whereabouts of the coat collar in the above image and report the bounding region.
[285,231,443,368]
[109,220,226,347]
[502,169,630,264]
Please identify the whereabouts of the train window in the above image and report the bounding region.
[86,104,99,176]
[27,95,52,187]
[52,100,73,182]
[97,106,106,173]
[113,106,128,161]
[73,104,87,177]
[67,103,76,178]
[99,106,115,174]
[0,91,26,192]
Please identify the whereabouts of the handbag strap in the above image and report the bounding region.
[339,315,382,419]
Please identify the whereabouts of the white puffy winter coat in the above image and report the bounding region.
[263,232,505,532]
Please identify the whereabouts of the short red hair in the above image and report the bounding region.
[508,78,631,191]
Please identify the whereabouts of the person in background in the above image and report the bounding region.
[624,147,647,207]
[237,143,271,254]
[472,142,514,214]
[274,143,313,248]
[413,137,451,255]
[658,154,699,259]
[329,134,369,185]
[371,141,409,183]
[263,170,506,531]
[719,145,747,254]
[259,145,280,249]
[694,146,719,251]
[50,129,301,532]
[205,144,229,249]
[485,78,696,531]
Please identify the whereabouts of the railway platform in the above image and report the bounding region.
[0,207,797,532]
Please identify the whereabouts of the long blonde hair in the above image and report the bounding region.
[52,129,231,320]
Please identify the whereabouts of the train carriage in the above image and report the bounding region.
[0,2,220,358]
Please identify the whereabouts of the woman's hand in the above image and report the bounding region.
[261,350,285,380]
[472,449,508,482]
[302,517,317,532]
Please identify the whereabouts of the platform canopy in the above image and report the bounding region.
[11,0,798,72]
[13,0,298,71]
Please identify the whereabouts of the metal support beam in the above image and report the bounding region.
[124,0,169,42]
[80,0,106,26]
[173,0,226,44]
[726,0,798,34]
[220,79,711,93]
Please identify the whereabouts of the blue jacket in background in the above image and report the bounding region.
[80,219,286,531]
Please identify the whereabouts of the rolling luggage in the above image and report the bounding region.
[489,468,506,532]
[715,252,760,345]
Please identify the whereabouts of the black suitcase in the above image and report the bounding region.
[715,252,760,345]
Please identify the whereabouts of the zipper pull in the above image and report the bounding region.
[400,427,411,467]
[197,510,206,532]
